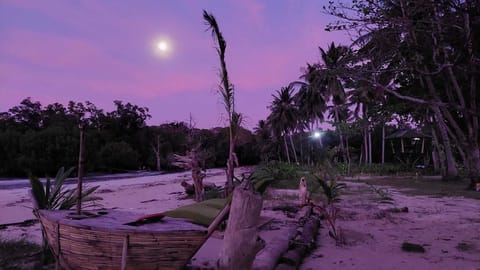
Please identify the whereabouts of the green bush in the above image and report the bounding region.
[98,141,139,172]
[348,163,416,176]
[250,161,323,192]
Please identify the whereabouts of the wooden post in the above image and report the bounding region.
[121,235,129,270]
[217,181,264,270]
[76,123,85,215]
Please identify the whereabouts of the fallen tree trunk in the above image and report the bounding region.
[252,226,297,270]
[217,180,264,270]
[279,217,319,267]
[275,205,320,269]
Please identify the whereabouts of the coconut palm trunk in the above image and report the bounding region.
[381,124,385,164]
[334,107,348,163]
[283,135,291,164]
[288,134,298,164]
[225,128,236,195]
[203,10,237,196]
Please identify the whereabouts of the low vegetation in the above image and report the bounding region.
[0,239,45,270]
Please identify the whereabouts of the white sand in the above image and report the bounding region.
[0,168,231,243]
[301,182,480,270]
[1,170,479,269]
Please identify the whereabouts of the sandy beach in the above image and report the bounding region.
[1,169,479,269]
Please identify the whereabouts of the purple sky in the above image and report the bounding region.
[0,0,348,129]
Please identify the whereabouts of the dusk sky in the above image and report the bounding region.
[0,0,349,129]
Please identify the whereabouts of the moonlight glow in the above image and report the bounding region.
[157,41,168,52]
[153,38,172,57]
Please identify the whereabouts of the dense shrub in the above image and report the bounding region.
[98,141,139,172]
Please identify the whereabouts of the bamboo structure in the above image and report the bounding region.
[76,124,85,215]
[37,210,207,270]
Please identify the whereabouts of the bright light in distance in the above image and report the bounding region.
[313,131,321,138]
[157,41,168,52]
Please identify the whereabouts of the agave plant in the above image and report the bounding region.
[30,167,101,264]
[30,167,100,210]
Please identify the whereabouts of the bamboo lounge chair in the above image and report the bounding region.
[37,198,230,270]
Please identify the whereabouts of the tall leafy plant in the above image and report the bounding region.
[311,156,347,245]
[203,10,239,196]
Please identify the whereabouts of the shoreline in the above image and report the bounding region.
[0,171,165,190]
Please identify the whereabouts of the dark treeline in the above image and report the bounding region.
[0,98,259,178]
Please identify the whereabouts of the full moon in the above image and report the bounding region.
[157,41,168,52]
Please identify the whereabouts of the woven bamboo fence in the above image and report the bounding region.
[38,210,207,270]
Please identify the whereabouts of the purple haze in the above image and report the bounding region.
[0,0,348,129]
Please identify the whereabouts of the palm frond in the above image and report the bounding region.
[29,176,46,209]
[203,10,234,118]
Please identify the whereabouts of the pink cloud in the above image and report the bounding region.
[0,28,217,99]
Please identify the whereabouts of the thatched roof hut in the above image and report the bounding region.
[385,128,431,166]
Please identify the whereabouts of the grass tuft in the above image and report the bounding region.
[0,239,45,269]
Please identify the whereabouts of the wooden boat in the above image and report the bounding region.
[37,209,208,270]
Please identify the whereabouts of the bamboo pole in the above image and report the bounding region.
[121,235,129,270]
[76,124,85,215]
[207,204,230,237]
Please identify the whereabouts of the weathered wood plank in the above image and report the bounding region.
[217,181,264,270]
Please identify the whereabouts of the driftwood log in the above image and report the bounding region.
[181,181,216,196]
[217,180,264,270]
[252,226,297,270]
[173,149,206,202]
[275,205,320,269]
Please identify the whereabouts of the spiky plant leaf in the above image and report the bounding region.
[29,176,46,209]
[29,167,100,211]
[50,167,74,205]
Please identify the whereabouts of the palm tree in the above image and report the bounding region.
[292,66,327,129]
[303,42,351,164]
[203,10,238,196]
[267,86,300,163]
[254,120,275,162]
[349,80,375,165]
